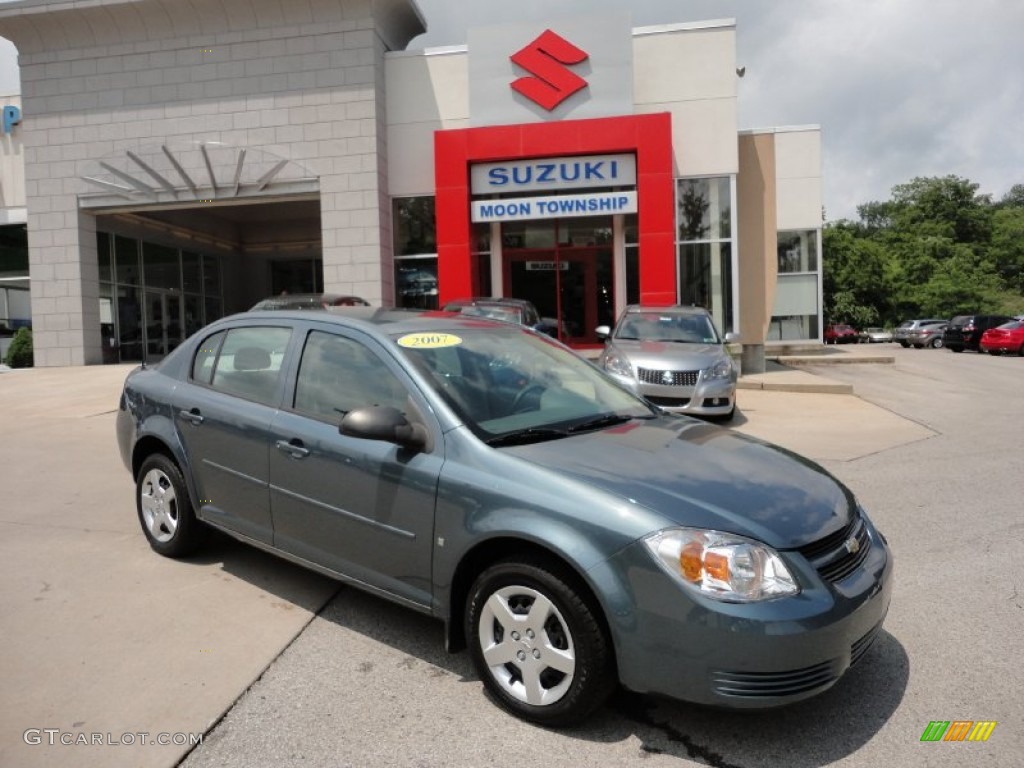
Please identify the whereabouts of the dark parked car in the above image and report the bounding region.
[893,318,947,348]
[117,308,892,726]
[250,293,370,310]
[943,314,1013,352]
[979,321,1024,356]
[907,322,947,349]
[443,297,557,337]
[824,324,859,344]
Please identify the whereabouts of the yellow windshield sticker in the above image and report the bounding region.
[397,332,463,349]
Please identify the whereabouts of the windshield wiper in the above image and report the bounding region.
[566,413,652,434]
[485,427,569,447]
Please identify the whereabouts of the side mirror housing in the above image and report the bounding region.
[341,405,427,451]
[595,325,611,340]
[724,332,741,343]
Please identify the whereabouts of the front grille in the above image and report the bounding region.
[711,659,840,698]
[637,367,699,386]
[798,513,872,584]
[646,395,691,407]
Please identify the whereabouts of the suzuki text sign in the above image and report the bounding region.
[468,14,633,125]
[471,154,636,195]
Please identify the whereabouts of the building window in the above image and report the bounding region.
[393,197,438,309]
[777,230,818,273]
[98,232,224,364]
[676,177,733,332]
[768,230,821,341]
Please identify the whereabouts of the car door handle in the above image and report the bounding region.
[275,439,310,459]
[179,408,204,426]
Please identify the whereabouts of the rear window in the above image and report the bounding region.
[949,316,972,326]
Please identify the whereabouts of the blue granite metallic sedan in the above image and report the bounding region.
[116,308,892,726]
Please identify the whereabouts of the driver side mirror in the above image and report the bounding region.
[724,332,741,343]
[595,325,611,340]
[340,405,427,451]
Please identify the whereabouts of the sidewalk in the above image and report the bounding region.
[740,342,896,395]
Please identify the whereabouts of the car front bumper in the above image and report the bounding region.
[607,371,736,416]
[593,517,893,708]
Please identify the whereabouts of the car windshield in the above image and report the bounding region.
[614,312,720,344]
[394,327,654,443]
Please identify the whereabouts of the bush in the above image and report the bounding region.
[5,327,34,368]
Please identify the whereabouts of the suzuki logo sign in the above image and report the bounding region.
[510,30,589,111]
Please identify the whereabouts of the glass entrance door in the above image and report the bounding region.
[144,290,183,360]
[501,218,614,345]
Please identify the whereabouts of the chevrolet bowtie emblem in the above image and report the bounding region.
[510,30,589,111]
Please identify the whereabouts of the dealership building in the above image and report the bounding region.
[0,0,822,367]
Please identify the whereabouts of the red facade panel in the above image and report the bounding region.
[434,112,675,307]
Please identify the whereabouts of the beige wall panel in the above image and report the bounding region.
[636,98,738,176]
[777,177,823,231]
[385,51,469,126]
[633,27,736,104]
[774,130,821,180]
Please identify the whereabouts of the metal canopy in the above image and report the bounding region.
[80,142,319,210]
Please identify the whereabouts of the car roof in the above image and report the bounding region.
[623,304,710,316]
[444,297,532,308]
[241,307,511,336]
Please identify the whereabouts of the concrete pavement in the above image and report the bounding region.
[0,354,928,767]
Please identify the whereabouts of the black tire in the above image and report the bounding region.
[1019,344,1024,357]
[465,558,615,726]
[930,337,943,349]
[949,346,962,353]
[135,453,204,558]
[899,341,909,348]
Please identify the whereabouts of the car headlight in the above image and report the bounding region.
[601,346,634,378]
[644,528,799,602]
[704,358,733,381]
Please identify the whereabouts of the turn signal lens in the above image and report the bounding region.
[645,528,799,602]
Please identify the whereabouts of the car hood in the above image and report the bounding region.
[505,416,851,550]
[611,340,727,369]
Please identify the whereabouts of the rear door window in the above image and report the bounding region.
[203,326,293,406]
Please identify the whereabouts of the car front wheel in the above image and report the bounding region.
[136,453,204,558]
[466,558,615,726]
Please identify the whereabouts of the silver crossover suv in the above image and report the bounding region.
[596,305,739,421]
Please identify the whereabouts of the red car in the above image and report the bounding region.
[979,321,1024,355]
[824,324,859,344]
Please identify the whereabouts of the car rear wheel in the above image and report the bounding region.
[466,558,615,726]
[136,454,204,558]
[930,338,943,349]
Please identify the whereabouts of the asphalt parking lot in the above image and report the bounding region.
[1,346,1021,767]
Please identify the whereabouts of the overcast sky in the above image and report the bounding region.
[1,0,1021,222]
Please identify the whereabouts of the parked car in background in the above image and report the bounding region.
[824,324,859,344]
[595,305,738,421]
[250,293,370,310]
[907,323,947,349]
[979,320,1024,356]
[116,307,891,725]
[943,314,1013,352]
[893,318,947,348]
[443,297,557,337]
[859,327,893,344]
